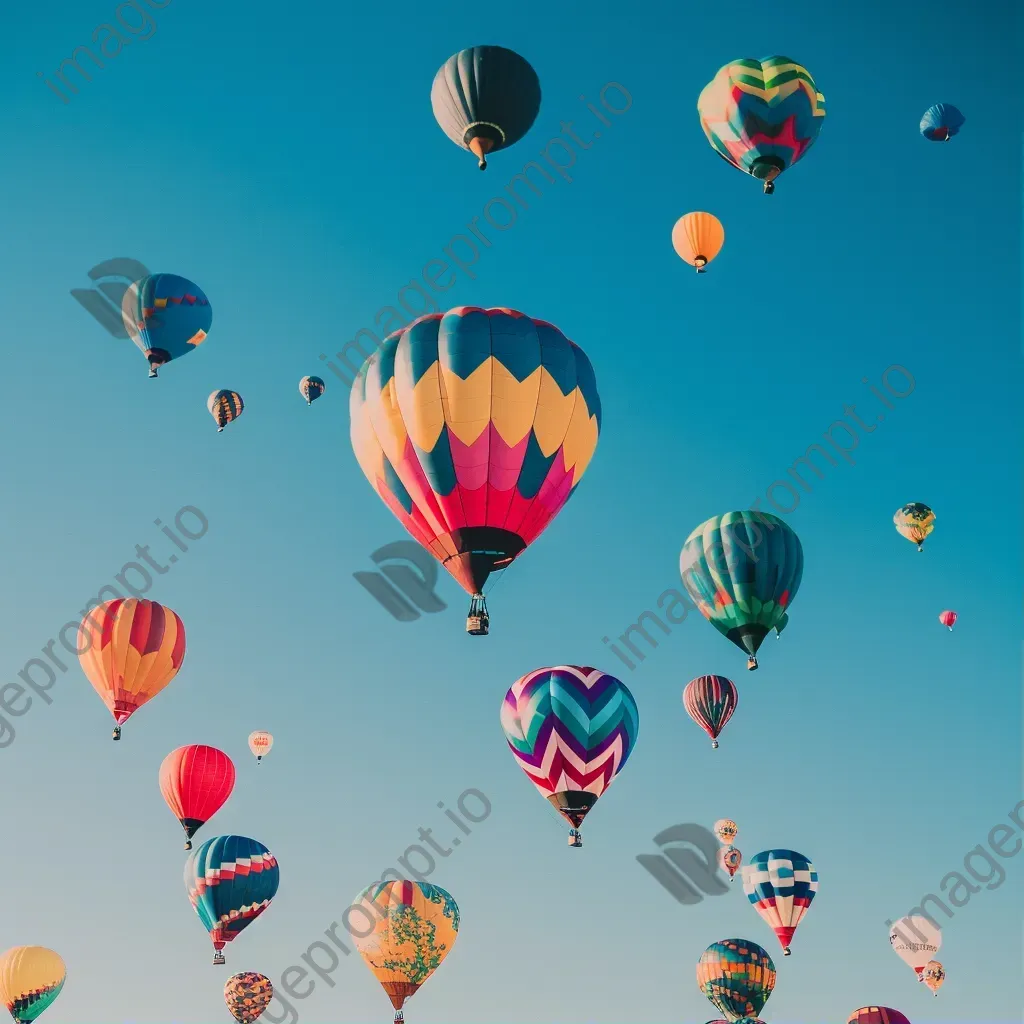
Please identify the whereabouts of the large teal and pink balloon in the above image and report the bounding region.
[184,835,279,965]
[680,511,803,671]
[121,273,212,378]
[500,665,638,847]
[698,57,826,194]
[742,849,818,955]
[920,104,964,142]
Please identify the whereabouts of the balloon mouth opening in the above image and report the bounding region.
[548,790,597,829]
[751,157,784,181]
[694,256,707,272]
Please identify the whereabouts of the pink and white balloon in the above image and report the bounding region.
[938,610,957,631]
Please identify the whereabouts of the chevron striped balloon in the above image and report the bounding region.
[501,666,638,846]
[742,849,818,955]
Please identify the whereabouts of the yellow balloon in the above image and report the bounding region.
[0,947,66,1024]
[893,502,935,551]
[672,212,725,272]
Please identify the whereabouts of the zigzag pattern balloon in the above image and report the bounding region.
[501,666,638,842]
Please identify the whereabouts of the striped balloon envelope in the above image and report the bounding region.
[208,390,244,432]
[848,1008,911,1024]
[0,947,66,1024]
[742,849,818,955]
[500,665,638,847]
[684,675,739,748]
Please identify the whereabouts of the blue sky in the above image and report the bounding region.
[0,0,1019,1022]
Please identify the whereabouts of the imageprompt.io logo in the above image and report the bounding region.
[636,823,730,905]
[354,541,448,622]
[71,257,149,338]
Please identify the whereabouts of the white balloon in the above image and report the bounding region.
[889,916,942,969]
[248,730,274,760]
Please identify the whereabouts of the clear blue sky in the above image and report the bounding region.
[0,1,1019,1022]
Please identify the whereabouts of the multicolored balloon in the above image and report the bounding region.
[501,665,638,847]
[938,610,957,631]
[720,846,743,881]
[684,675,738,748]
[714,819,738,845]
[351,880,459,1023]
[208,390,244,432]
[848,1009,911,1024]
[159,745,236,849]
[894,503,935,551]
[121,273,212,378]
[0,947,66,1024]
[431,46,541,170]
[672,212,724,272]
[696,938,776,1021]
[920,104,964,142]
[299,376,325,405]
[742,849,818,955]
[351,307,601,635]
[680,511,803,670]
[889,916,941,974]
[184,835,280,965]
[77,598,186,740]
[921,960,945,996]
[697,56,826,194]
[224,972,274,1023]
[248,731,273,763]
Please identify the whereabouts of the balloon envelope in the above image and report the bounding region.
[208,390,244,432]
[431,46,541,168]
[248,731,273,760]
[224,973,274,1023]
[742,850,818,953]
[684,675,738,746]
[920,104,964,141]
[351,880,459,1013]
[159,745,235,847]
[122,273,211,377]
[672,212,725,270]
[299,376,325,404]
[893,503,934,550]
[848,1009,911,1024]
[696,938,776,1020]
[714,819,739,844]
[921,960,945,995]
[889,916,941,969]
[0,948,66,1024]
[938,610,956,629]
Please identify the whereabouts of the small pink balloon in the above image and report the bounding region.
[939,610,957,631]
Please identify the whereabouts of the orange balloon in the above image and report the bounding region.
[672,212,725,272]
[77,598,186,740]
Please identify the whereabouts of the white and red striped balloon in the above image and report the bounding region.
[938,610,957,631]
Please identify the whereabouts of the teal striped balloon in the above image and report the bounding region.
[679,511,803,670]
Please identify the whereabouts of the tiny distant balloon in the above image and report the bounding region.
[0,947,66,1024]
[848,1009,911,1024]
[249,731,273,763]
[208,390,244,432]
[299,376,325,405]
[938,610,956,631]
[894,503,935,551]
[889,916,940,973]
[720,846,743,880]
[122,273,211,378]
[672,212,724,273]
[225,972,273,1023]
[920,104,964,142]
[431,46,541,170]
[714,819,738,845]
[921,960,945,996]
[684,675,738,748]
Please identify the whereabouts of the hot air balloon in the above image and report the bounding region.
[775,612,789,638]
[0,948,65,1024]
[185,836,279,965]
[77,598,186,740]
[742,850,818,955]
[848,1009,911,1024]
[352,880,459,1024]
[684,675,738,748]
[720,845,743,881]
[889,916,941,976]
[672,212,725,273]
[299,376,325,405]
[894,503,934,551]
[501,665,638,848]
[714,819,739,845]
[920,104,964,142]
[159,745,236,850]
[921,960,945,996]
[224,972,274,1023]
[431,46,541,170]
[696,938,776,1022]
[938,610,957,631]
[697,57,825,194]
[680,512,803,670]
[209,390,244,432]
[248,731,273,764]
[122,273,211,378]
[350,307,601,636]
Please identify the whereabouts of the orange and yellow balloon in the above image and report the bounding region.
[921,960,945,996]
[224,972,274,1023]
[352,880,459,1023]
[672,212,724,272]
[0,947,66,1024]
[77,598,186,740]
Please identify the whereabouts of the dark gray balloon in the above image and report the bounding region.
[430,45,541,170]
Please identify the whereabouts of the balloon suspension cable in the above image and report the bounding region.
[112,726,121,741]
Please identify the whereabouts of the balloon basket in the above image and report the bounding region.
[112,726,121,741]
[568,828,583,848]
[213,952,226,966]
[782,947,791,956]
[746,657,757,671]
[711,739,719,749]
